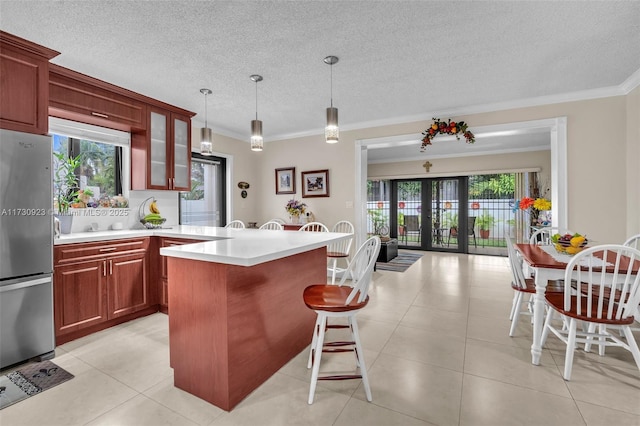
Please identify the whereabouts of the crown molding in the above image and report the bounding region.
[269,71,640,142]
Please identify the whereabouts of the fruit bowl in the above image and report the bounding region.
[551,233,588,256]
[138,197,165,229]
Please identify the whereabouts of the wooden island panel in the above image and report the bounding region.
[167,247,325,411]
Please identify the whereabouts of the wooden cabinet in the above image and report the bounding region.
[157,237,204,313]
[54,238,150,342]
[49,64,146,131]
[132,107,192,191]
[0,31,59,134]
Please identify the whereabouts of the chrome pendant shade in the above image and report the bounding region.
[250,74,263,151]
[199,88,213,156]
[324,55,339,144]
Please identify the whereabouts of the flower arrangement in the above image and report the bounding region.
[513,197,552,226]
[285,199,307,217]
[420,118,475,150]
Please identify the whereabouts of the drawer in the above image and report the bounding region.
[55,237,149,265]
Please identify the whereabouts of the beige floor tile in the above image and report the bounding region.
[357,298,410,324]
[144,376,225,426]
[399,305,468,338]
[355,317,398,352]
[466,314,537,349]
[382,325,466,371]
[576,401,640,426]
[0,368,137,426]
[356,353,463,425]
[459,374,584,426]
[411,290,470,314]
[464,339,571,397]
[210,373,349,425]
[86,394,198,426]
[467,295,514,319]
[333,398,434,426]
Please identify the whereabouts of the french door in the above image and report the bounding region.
[392,177,469,252]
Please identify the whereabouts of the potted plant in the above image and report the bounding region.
[53,151,81,234]
[444,212,459,237]
[476,210,496,239]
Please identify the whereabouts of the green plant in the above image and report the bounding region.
[443,212,458,229]
[53,151,81,214]
[368,209,389,236]
[476,210,496,231]
[398,212,405,226]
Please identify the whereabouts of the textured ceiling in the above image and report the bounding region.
[1,1,639,154]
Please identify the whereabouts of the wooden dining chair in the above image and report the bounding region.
[327,220,354,284]
[225,220,245,229]
[505,236,563,336]
[298,222,329,232]
[540,244,640,380]
[529,227,574,245]
[624,234,640,250]
[259,221,284,230]
[303,236,381,404]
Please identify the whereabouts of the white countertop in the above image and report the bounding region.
[56,225,350,267]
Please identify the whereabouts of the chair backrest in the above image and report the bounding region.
[270,218,287,225]
[259,221,284,230]
[299,222,329,232]
[467,217,476,235]
[563,244,640,321]
[225,220,245,229]
[328,220,355,256]
[623,234,640,250]
[338,236,381,304]
[404,215,420,232]
[529,227,573,245]
[505,235,528,290]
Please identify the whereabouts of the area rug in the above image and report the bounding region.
[0,360,74,410]
[376,252,423,272]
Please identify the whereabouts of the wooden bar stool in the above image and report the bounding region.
[303,236,381,404]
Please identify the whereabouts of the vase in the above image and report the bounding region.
[55,213,73,234]
[291,215,300,224]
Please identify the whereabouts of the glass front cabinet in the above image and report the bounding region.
[131,107,191,191]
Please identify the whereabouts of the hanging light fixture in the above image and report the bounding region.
[250,75,263,152]
[324,55,339,144]
[200,88,213,156]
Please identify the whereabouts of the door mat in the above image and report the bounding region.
[375,252,423,272]
[0,360,74,410]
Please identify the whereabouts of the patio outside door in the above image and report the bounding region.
[393,177,468,252]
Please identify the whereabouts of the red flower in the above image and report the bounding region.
[519,197,535,210]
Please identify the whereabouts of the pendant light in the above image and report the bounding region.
[250,75,263,151]
[324,55,339,144]
[200,88,213,156]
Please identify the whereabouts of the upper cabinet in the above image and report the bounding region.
[49,64,146,132]
[0,31,60,135]
[131,107,193,191]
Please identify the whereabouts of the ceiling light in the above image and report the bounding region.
[324,55,339,144]
[200,88,213,156]
[250,75,263,152]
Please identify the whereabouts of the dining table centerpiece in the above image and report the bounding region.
[285,199,307,224]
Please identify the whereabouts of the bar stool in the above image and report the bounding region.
[303,236,381,404]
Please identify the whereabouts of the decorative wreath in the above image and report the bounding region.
[420,118,475,151]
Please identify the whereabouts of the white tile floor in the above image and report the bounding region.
[2,251,640,425]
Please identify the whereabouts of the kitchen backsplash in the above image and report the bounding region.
[67,190,180,233]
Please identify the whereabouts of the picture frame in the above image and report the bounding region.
[275,167,296,194]
[301,169,330,198]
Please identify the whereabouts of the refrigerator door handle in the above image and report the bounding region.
[0,276,51,293]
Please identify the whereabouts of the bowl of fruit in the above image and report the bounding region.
[139,197,166,229]
[551,233,588,255]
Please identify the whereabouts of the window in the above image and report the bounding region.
[179,153,226,226]
[50,117,130,206]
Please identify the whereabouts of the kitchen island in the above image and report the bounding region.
[159,228,350,411]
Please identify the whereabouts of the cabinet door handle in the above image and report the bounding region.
[91,112,109,119]
[99,247,117,252]
[103,260,107,277]
[109,259,113,275]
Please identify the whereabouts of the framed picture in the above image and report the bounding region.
[275,167,296,194]
[301,169,330,198]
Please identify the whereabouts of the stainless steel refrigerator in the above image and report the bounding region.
[0,129,55,369]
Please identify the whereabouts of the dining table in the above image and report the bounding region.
[514,243,640,365]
